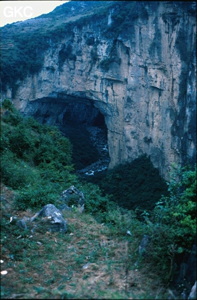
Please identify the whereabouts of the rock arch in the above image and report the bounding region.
[23,95,110,172]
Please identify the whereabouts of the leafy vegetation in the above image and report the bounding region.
[1,100,74,209]
[0,1,112,90]
[0,1,149,90]
[0,99,110,212]
[1,203,167,299]
[103,2,148,39]
[89,155,168,212]
[142,164,197,283]
[0,100,196,298]
[58,43,76,70]
[1,30,50,91]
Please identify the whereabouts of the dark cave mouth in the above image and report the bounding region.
[24,98,109,171]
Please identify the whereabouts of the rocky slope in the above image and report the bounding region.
[1,1,196,179]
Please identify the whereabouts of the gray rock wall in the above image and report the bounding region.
[2,2,196,179]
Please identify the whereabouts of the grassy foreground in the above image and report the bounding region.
[1,184,167,300]
[1,100,196,299]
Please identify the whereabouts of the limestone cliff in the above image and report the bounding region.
[1,1,196,178]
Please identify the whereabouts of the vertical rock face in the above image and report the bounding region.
[2,1,196,179]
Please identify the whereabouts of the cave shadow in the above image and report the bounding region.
[24,97,109,171]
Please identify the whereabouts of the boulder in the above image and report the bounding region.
[11,204,67,233]
[31,204,67,233]
[59,185,85,211]
[188,281,197,300]
[138,234,150,256]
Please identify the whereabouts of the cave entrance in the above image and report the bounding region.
[24,97,109,172]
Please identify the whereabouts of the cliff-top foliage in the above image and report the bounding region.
[1,1,194,92]
[0,1,113,91]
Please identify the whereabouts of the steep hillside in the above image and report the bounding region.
[1,1,196,179]
[1,100,196,299]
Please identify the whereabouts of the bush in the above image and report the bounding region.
[8,123,37,159]
[15,182,60,210]
[140,165,197,282]
[81,183,116,222]
[1,151,38,189]
[1,106,76,209]
[1,99,15,111]
[1,99,22,126]
[1,110,73,167]
[58,43,76,69]
[99,155,168,212]
[153,165,196,247]
[1,30,50,90]
[33,130,72,167]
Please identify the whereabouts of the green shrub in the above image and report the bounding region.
[1,27,53,90]
[103,2,148,39]
[1,107,76,209]
[1,110,73,167]
[15,182,60,209]
[99,155,168,212]
[58,43,76,69]
[140,165,197,282]
[153,165,196,246]
[1,99,15,111]
[103,207,144,237]
[2,111,22,126]
[33,130,72,167]
[8,124,37,159]
[82,183,115,218]
[1,99,22,126]
[1,150,38,189]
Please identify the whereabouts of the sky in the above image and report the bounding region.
[0,1,69,27]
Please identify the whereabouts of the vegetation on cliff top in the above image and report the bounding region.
[0,1,113,90]
[1,1,194,92]
[1,100,196,299]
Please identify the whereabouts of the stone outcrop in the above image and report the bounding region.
[11,204,68,233]
[2,1,196,179]
[59,185,85,211]
[138,234,150,256]
[188,281,197,300]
